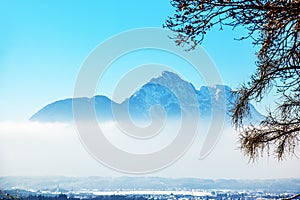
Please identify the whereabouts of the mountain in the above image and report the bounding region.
[30,71,264,123]
[30,96,116,122]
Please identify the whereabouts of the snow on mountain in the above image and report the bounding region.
[30,71,264,123]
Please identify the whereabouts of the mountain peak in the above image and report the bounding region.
[30,71,264,123]
[149,71,196,92]
[150,71,184,84]
[212,84,231,91]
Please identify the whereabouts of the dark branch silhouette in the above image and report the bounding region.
[165,0,300,160]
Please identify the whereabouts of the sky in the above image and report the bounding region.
[1,1,299,179]
[0,0,259,121]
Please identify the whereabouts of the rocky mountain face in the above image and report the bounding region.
[30,71,263,123]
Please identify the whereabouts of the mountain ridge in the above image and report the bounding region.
[30,71,264,123]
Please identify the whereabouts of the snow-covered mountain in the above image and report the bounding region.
[30,71,264,123]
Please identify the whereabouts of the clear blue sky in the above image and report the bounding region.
[0,0,258,121]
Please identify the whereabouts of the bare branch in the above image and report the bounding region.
[165,0,300,160]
